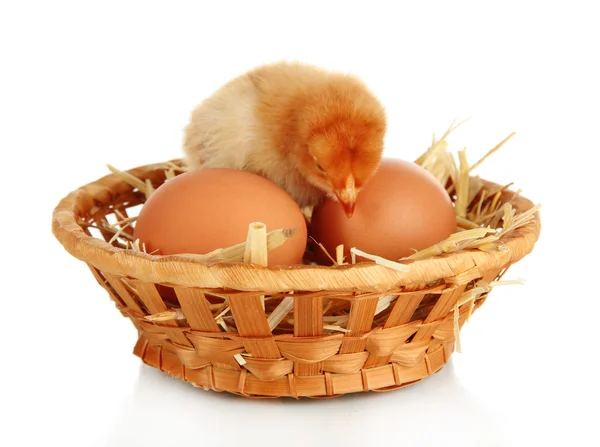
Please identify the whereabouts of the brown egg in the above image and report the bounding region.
[134,168,307,266]
[310,158,457,264]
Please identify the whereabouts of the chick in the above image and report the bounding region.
[183,61,387,217]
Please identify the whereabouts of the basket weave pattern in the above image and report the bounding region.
[52,160,540,398]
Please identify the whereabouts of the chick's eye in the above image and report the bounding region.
[314,160,325,173]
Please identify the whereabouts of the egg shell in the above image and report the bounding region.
[133,168,308,266]
[310,158,457,264]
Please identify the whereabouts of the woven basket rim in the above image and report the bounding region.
[51,160,541,293]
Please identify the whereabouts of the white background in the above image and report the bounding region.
[1,1,598,446]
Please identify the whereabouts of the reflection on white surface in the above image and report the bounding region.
[106,360,506,447]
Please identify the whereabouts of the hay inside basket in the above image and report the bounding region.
[53,121,541,398]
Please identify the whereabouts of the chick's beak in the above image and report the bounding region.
[335,182,358,218]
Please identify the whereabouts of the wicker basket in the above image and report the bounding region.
[52,159,541,398]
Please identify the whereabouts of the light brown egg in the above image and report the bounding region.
[310,158,457,264]
[133,168,307,266]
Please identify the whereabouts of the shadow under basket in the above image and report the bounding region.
[52,159,541,399]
